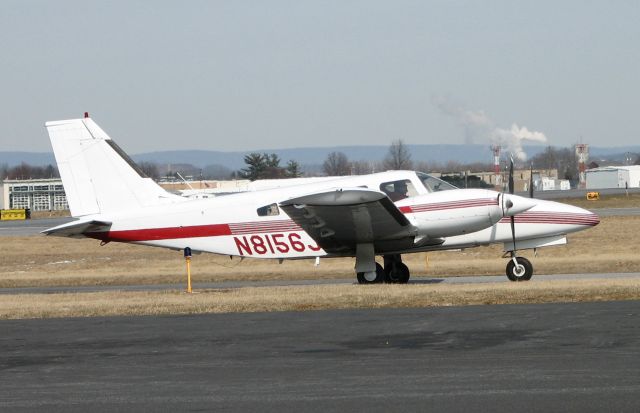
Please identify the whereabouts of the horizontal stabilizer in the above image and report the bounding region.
[42,219,112,238]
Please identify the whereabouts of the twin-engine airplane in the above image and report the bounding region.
[43,115,599,283]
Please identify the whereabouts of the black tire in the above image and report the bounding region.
[385,262,410,284]
[357,263,385,284]
[506,257,533,281]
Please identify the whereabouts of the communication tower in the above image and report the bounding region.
[491,145,502,188]
[575,144,589,189]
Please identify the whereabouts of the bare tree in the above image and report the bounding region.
[139,161,160,180]
[350,160,374,175]
[383,139,413,170]
[530,146,578,181]
[202,164,233,180]
[414,160,432,172]
[3,163,60,180]
[323,152,350,176]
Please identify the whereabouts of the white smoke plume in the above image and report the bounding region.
[433,95,548,161]
[492,124,548,161]
[432,96,492,145]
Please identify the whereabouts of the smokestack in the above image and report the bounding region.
[575,144,589,189]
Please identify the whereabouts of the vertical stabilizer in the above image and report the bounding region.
[45,116,183,217]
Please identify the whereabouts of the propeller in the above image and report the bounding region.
[508,158,517,258]
[500,157,535,278]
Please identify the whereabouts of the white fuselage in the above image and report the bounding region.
[83,171,598,258]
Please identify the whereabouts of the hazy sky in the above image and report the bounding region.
[1,0,639,154]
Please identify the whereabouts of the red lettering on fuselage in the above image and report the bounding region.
[233,232,322,256]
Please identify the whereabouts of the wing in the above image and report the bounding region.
[280,188,421,254]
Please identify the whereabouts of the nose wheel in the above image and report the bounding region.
[506,256,533,281]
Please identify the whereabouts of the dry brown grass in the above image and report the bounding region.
[29,210,71,219]
[1,215,638,288]
[556,192,640,209]
[1,278,639,319]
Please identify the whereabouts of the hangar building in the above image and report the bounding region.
[586,165,640,189]
[1,178,69,211]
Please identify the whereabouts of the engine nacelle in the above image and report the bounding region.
[397,189,504,238]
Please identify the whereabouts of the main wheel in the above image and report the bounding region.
[506,257,533,281]
[384,262,410,284]
[357,263,385,284]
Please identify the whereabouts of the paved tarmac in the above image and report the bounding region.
[2,271,640,295]
[0,217,73,236]
[1,301,639,412]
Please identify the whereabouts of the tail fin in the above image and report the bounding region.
[45,116,183,217]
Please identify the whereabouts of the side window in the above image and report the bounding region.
[418,173,457,192]
[379,180,417,201]
[257,203,280,216]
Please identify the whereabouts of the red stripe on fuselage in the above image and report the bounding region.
[498,213,599,226]
[399,198,498,214]
[86,223,232,242]
[85,220,304,242]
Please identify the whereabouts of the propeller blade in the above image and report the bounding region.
[508,158,514,195]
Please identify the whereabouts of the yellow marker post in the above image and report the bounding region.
[184,247,193,293]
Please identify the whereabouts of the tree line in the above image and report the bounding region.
[0,163,59,180]
[4,143,638,183]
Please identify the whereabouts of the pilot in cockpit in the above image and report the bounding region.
[388,181,408,201]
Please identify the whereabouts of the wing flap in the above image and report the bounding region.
[280,188,416,254]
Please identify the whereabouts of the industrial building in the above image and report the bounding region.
[586,165,640,189]
[0,178,68,211]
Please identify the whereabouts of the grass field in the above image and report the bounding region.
[1,203,639,319]
[2,278,639,319]
[555,192,640,209]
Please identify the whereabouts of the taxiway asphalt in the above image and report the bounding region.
[1,300,639,412]
[2,271,640,295]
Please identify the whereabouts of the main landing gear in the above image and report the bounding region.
[505,256,533,281]
[356,254,410,284]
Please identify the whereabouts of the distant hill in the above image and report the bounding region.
[2,144,639,170]
[131,144,549,170]
[0,152,56,167]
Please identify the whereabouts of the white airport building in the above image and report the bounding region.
[586,165,640,189]
[0,178,69,211]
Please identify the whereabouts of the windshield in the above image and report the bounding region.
[416,172,458,193]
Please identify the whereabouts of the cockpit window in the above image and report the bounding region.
[380,179,418,201]
[257,203,280,216]
[416,172,457,193]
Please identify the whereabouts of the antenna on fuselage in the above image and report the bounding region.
[176,172,195,190]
